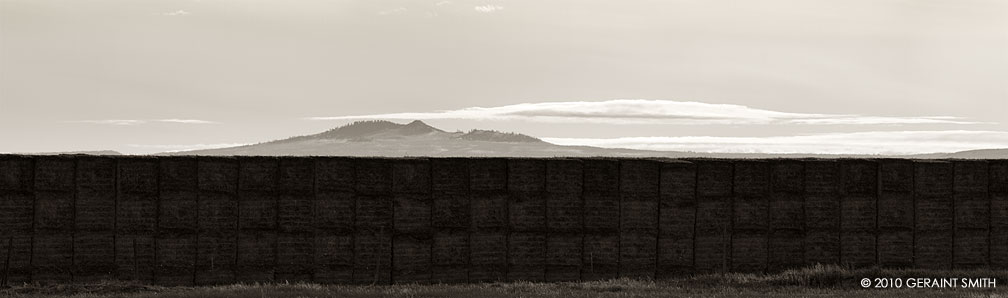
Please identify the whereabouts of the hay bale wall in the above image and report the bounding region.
[2,154,1003,284]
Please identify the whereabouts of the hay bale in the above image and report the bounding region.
[657,234,693,277]
[620,232,656,279]
[353,231,392,284]
[621,196,657,233]
[32,233,73,282]
[770,195,803,231]
[840,232,875,268]
[315,158,355,193]
[0,156,32,192]
[733,196,768,231]
[547,192,581,233]
[991,161,1007,194]
[76,157,115,191]
[954,229,988,269]
[239,157,278,193]
[0,234,32,283]
[468,159,506,192]
[431,231,468,282]
[694,233,729,273]
[583,159,619,193]
[276,232,313,278]
[433,193,470,229]
[546,233,581,281]
[195,234,236,284]
[510,192,545,232]
[771,161,803,194]
[843,160,877,195]
[734,161,769,196]
[509,232,545,281]
[841,196,875,231]
[355,158,391,195]
[731,233,767,273]
[805,160,840,194]
[238,196,277,231]
[992,194,1008,269]
[470,192,506,229]
[805,195,839,230]
[546,159,582,194]
[159,158,197,191]
[117,199,156,234]
[660,161,695,207]
[696,160,732,198]
[74,232,116,280]
[156,234,195,285]
[877,230,913,267]
[469,232,506,282]
[582,233,618,280]
[584,192,618,232]
[954,161,988,194]
[769,230,803,271]
[197,194,238,234]
[878,193,913,230]
[236,232,276,282]
[76,192,115,231]
[118,158,157,195]
[955,166,989,230]
[355,194,392,232]
[278,196,312,233]
[114,235,155,282]
[34,157,74,191]
[659,205,694,238]
[432,159,469,195]
[279,157,314,195]
[509,159,545,192]
[696,198,731,235]
[804,230,839,265]
[914,232,952,270]
[0,194,32,233]
[620,160,659,194]
[915,161,953,196]
[34,191,74,231]
[314,192,354,233]
[393,235,431,283]
[393,160,430,194]
[917,195,952,232]
[198,157,238,194]
[394,194,431,234]
[880,160,913,193]
[158,192,197,233]
[313,234,354,283]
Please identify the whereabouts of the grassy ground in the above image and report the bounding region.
[2,265,1006,298]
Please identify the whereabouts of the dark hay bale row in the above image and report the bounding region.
[546,159,581,194]
[197,158,238,194]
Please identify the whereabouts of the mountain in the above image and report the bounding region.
[172,120,1008,158]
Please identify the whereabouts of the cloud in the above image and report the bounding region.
[163,10,191,16]
[435,1,451,6]
[69,119,218,125]
[127,143,248,153]
[307,99,980,125]
[474,5,503,13]
[542,130,1008,155]
[378,7,408,16]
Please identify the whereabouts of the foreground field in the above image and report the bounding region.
[3,265,1006,298]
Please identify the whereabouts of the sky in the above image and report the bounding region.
[1,0,1006,154]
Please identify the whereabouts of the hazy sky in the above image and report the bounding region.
[1,0,1006,154]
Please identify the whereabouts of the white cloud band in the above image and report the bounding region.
[308,99,978,125]
[543,130,1008,155]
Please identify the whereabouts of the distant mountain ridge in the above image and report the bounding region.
[172,120,1008,158]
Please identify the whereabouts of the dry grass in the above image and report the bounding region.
[2,265,1005,298]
